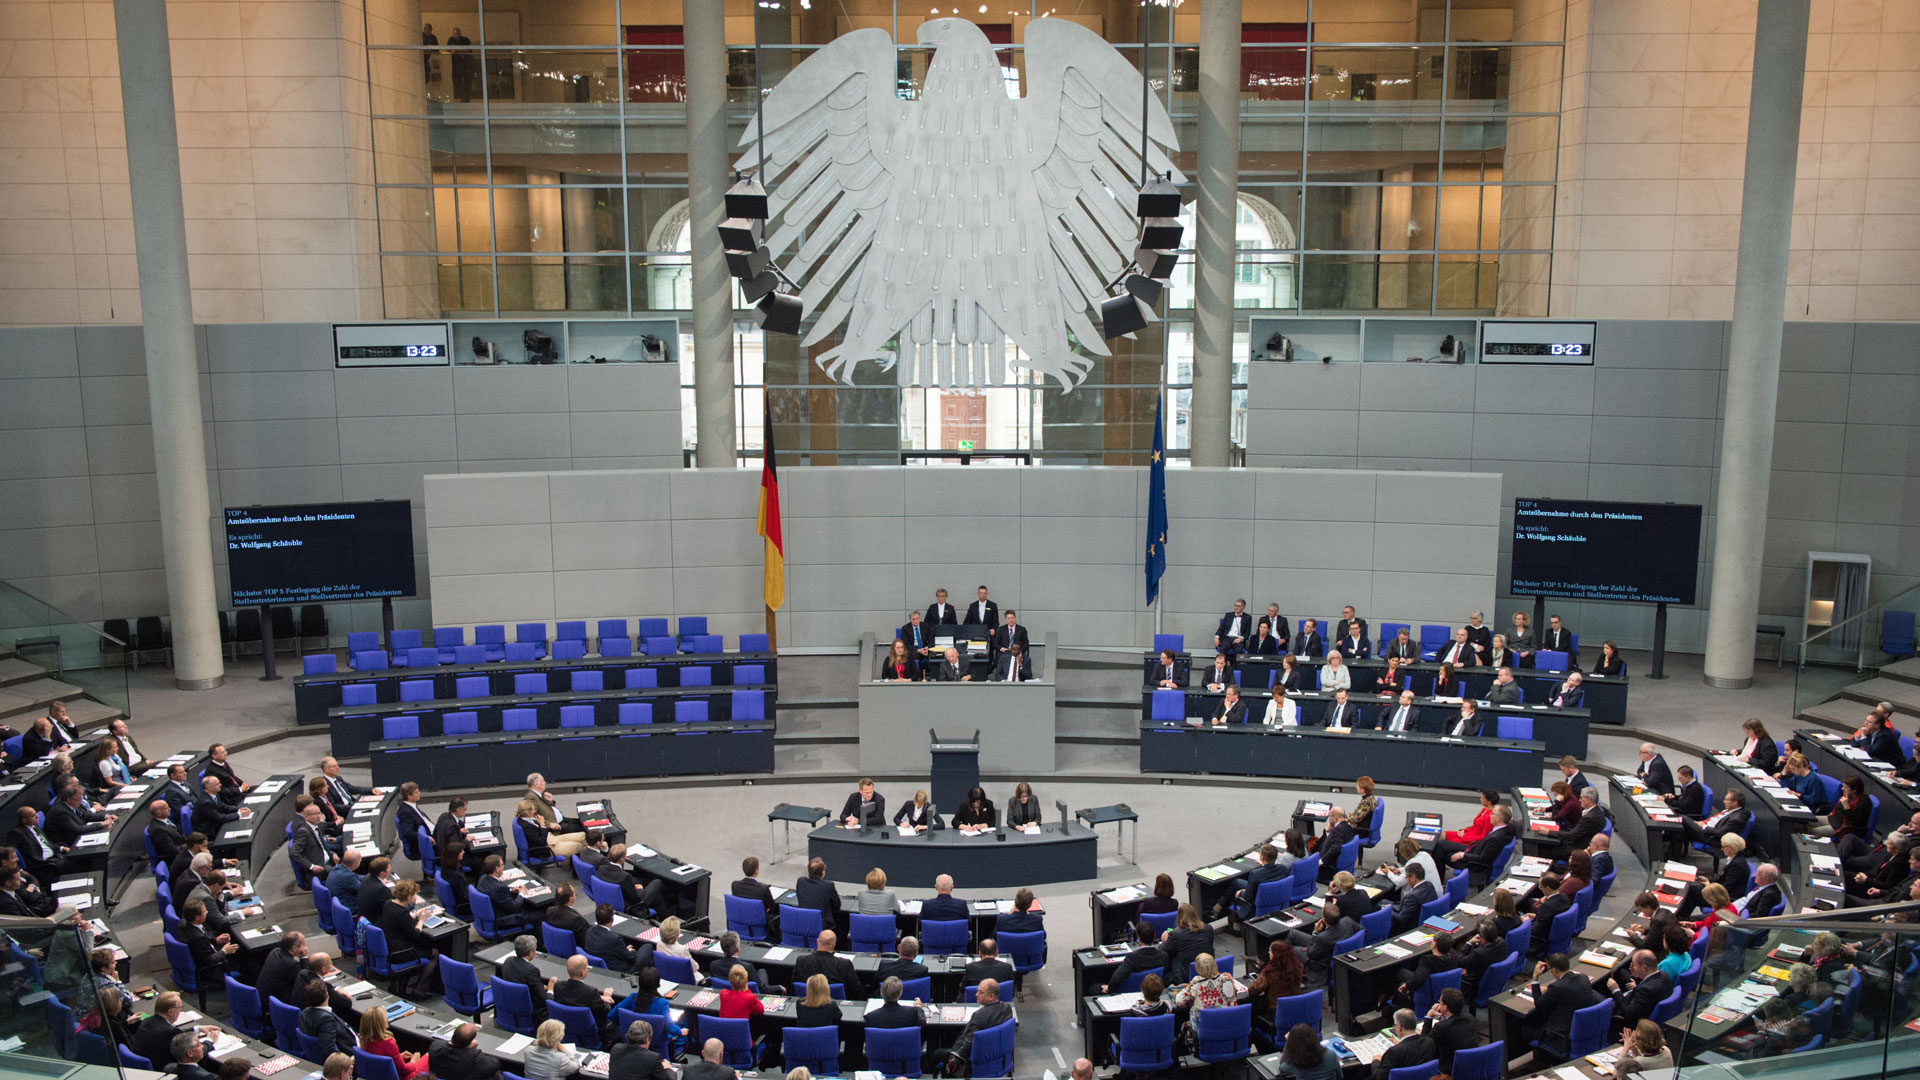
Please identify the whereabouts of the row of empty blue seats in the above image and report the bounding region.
[372,691,769,739]
[302,619,768,674]
[336,663,769,705]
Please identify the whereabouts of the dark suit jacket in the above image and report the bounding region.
[1248,633,1282,656]
[1424,1013,1479,1071]
[875,957,929,984]
[1291,631,1324,658]
[586,924,646,972]
[1463,826,1514,875]
[1334,635,1372,660]
[1393,880,1439,933]
[181,921,227,979]
[961,956,1015,986]
[732,876,779,925]
[1862,727,1905,766]
[1434,639,1483,667]
[794,949,863,997]
[8,825,59,878]
[962,600,999,626]
[171,1060,220,1080]
[1744,881,1782,917]
[1483,681,1522,706]
[794,876,843,923]
[189,792,237,828]
[1371,1032,1436,1080]
[1381,638,1420,660]
[952,999,1015,1059]
[358,876,393,921]
[1443,712,1484,738]
[1547,681,1585,708]
[1530,891,1576,956]
[45,801,102,847]
[988,624,1029,658]
[429,1042,504,1080]
[928,659,969,682]
[898,622,935,654]
[1336,617,1370,645]
[132,1015,184,1065]
[1216,612,1255,647]
[1669,780,1707,818]
[1563,806,1607,851]
[921,894,969,921]
[1613,969,1673,1028]
[301,1003,355,1052]
[1539,627,1576,658]
[555,977,614,1036]
[161,780,197,816]
[433,812,466,855]
[1379,704,1422,733]
[0,889,37,918]
[839,793,887,827]
[255,946,303,1010]
[395,801,432,856]
[610,1043,676,1080]
[289,822,333,873]
[546,903,592,939]
[477,873,527,917]
[1637,755,1675,796]
[500,954,550,1021]
[991,652,1033,682]
[596,863,647,915]
[1105,945,1166,991]
[925,603,958,626]
[1702,807,1753,848]
[1213,699,1248,725]
[148,818,187,865]
[867,1002,926,1028]
[1530,972,1598,1045]
[997,910,1043,935]
[20,729,62,763]
[893,803,943,831]
[1319,820,1358,860]
[203,759,245,798]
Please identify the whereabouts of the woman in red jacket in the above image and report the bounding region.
[717,963,765,1019]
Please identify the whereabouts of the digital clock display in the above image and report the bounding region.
[338,344,443,359]
[333,323,452,368]
[1483,342,1589,356]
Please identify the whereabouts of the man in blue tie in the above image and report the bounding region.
[899,611,932,661]
[1383,690,1421,733]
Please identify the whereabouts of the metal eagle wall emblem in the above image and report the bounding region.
[737,17,1184,390]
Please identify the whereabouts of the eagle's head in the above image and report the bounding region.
[915,17,990,49]
[915,18,1006,99]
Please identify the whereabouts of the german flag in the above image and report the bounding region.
[758,398,785,611]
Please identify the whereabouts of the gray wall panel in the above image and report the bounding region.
[549,471,669,523]
[73,326,148,378]
[1255,470,1375,519]
[0,378,83,430]
[211,370,338,421]
[89,473,160,524]
[78,376,154,427]
[0,477,97,527]
[336,415,457,465]
[204,323,335,372]
[1357,410,1474,460]
[452,366,572,414]
[454,414,573,460]
[551,521,676,571]
[333,368,456,417]
[5,327,79,378]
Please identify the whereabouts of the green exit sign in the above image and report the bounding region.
[958,440,974,452]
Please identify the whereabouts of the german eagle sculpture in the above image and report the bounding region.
[738,17,1184,390]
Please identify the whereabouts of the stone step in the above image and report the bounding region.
[0,677,84,722]
[1882,658,1920,687]
[1837,677,1920,718]
[0,656,47,687]
[1798,702,1865,733]
[62,697,126,727]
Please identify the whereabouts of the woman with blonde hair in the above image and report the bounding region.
[358,1005,428,1078]
[1614,1019,1672,1075]
[525,1018,584,1080]
[718,963,765,1019]
[893,789,941,832]
[859,867,900,914]
[94,736,131,793]
[795,972,838,1026]
[657,915,690,958]
[1173,953,1235,1045]
[1161,902,1215,980]
[516,797,578,859]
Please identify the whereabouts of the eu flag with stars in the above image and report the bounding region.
[1145,394,1168,606]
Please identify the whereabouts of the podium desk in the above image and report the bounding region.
[808,819,1098,888]
[857,631,1057,774]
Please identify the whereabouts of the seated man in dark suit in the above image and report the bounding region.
[899,610,935,660]
[1290,618,1325,658]
[867,975,927,1027]
[433,796,471,858]
[544,882,593,940]
[1371,1009,1436,1080]
[1321,689,1365,731]
[1214,843,1287,923]
[1101,921,1167,993]
[1680,791,1753,864]
[595,844,666,919]
[731,855,779,939]
[988,611,1029,664]
[794,856,844,925]
[1545,671,1586,709]
[146,798,188,867]
[584,902,652,973]
[188,777,246,830]
[1214,601,1253,656]
[1441,701,1483,738]
[961,938,1015,988]
[1378,690,1422,734]
[45,783,115,849]
[1448,805,1516,888]
[1558,788,1608,858]
[1528,872,1576,957]
[1664,765,1708,818]
[159,764,198,817]
[1422,988,1480,1071]
[1525,952,1599,1063]
[929,645,972,682]
[876,936,930,985]
[1634,744,1674,796]
[12,804,66,886]
[944,978,1015,1076]
[922,874,969,921]
[131,991,208,1067]
[1209,685,1247,726]
[996,889,1043,935]
[793,929,863,998]
[474,854,538,928]
[553,954,619,1046]
[178,899,238,986]
[253,931,309,1014]
[840,779,886,827]
[1390,862,1439,934]
[1315,807,1359,881]
[991,641,1034,682]
[1600,949,1673,1031]
[706,931,771,990]
[428,1023,503,1080]
[498,934,554,1024]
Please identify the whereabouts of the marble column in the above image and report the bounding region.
[1189,0,1242,468]
[685,0,737,468]
[112,0,223,689]
[1703,0,1811,689]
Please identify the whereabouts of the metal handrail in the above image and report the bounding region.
[0,577,126,646]
[1798,577,1920,667]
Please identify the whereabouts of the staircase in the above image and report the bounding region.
[1798,657,1920,732]
[0,650,126,731]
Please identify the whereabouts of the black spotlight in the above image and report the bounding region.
[1100,290,1150,339]
[1136,175,1181,219]
[741,269,781,304]
[718,216,763,251]
[725,175,769,220]
[726,244,771,280]
[1134,243,1179,281]
[756,290,803,335]
[1140,217,1183,250]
